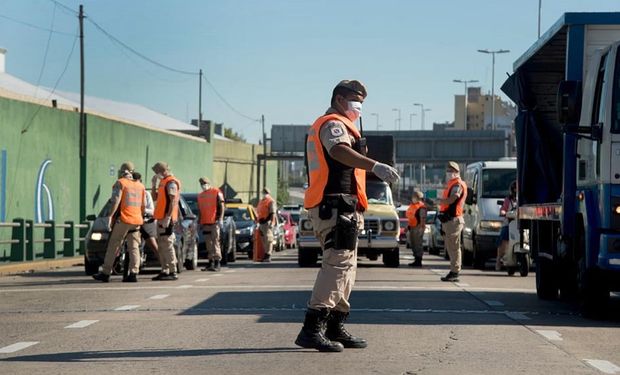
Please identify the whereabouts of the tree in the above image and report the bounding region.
[223,127,246,142]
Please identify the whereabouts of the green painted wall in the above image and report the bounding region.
[0,96,212,259]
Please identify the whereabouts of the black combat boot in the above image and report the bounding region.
[207,260,220,272]
[325,310,368,349]
[262,254,272,263]
[92,273,110,283]
[440,271,459,282]
[201,260,212,272]
[122,273,137,282]
[295,309,344,352]
[408,257,422,267]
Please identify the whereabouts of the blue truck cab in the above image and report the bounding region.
[502,13,620,315]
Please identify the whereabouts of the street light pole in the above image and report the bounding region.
[453,79,478,130]
[477,49,509,131]
[409,113,417,130]
[371,113,380,130]
[392,108,401,131]
[538,0,542,38]
[413,103,423,130]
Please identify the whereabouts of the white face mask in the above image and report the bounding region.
[157,173,164,179]
[201,184,210,191]
[446,172,459,181]
[345,101,362,122]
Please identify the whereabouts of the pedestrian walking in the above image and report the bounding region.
[407,190,427,267]
[93,162,145,283]
[150,162,181,281]
[496,181,517,271]
[197,177,225,272]
[437,161,468,282]
[256,187,276,263]
[295,79,400,352]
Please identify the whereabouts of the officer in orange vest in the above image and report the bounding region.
[437,161,468,282]
[150,161,182,281]
[406,190,427,267]
[295,80,400,352]
[197,177,225,271]
[93,161,145,283]
[257,187,277,263]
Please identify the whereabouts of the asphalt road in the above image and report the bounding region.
[1,247,620,375]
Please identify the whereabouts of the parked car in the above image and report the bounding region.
[181,193,237,265]
[281,204,302,225]
[279,211,298,248]
[274,213,286,252]
[422,210,436,251]
[397,206,408,244]
[226,200,258,259]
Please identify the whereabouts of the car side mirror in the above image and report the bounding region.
[86,214,97,221]
[497,200,504,206]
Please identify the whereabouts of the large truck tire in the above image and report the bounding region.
[298,247,318,267]
[579,260,609,319]
[383,247,400,268]
[84,255,99,275]
[536,256,558,300]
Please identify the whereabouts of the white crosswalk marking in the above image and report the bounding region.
[195,278,210,282]
[536,330,563,341]
[0,342,39,353]
[177,285,193,289]
[149,294,170,300]
[584,359,620,374]
[114,305,140,311]
[65,320,99,329]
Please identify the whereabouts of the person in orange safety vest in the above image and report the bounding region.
[197,177,225,272]
[295,80,400,353]
[437,161,467,282]
[257,187,277,263]
[406,190,427,267]
[93,161,145,283]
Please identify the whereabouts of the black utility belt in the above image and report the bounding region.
[318,194,358,220]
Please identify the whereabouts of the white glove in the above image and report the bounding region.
[159,216,171,229]
[372,162,400,184]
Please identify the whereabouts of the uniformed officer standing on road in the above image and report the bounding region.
[197,177,225,272]
[437,161,467,282]
[406,190,427,267]
[93,162,145,283]
[257,187,277,263]
[151,162,182,281]
[295,80,400,352]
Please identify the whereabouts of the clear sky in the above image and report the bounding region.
[1,0,619,142]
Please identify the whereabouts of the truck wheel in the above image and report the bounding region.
[579,260,609,319]
[518,253,529,277]
[84,255,99,275]
[298,247,318,267]
[383,247,400,268]
[472,241,486,270]
[536,256,558,300]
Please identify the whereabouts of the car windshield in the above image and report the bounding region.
[183,196,198,214]
[426,211,436,224]
[481,169,516,198]
[291,213,300,224]
[366,180,393,205]
[226,208,252,222]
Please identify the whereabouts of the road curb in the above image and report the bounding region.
[0,257,83,276]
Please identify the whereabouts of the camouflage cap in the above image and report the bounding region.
[334,80,367,98]
[447,161,460,173]
[119,161,135,173]
[199,176,210,185]
[151,161,169,173]
[414,191,424,199]
[262,187,271,195]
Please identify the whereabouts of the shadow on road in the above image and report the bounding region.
[0,347,301,363]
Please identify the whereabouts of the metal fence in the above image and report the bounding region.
[0,220,91,263]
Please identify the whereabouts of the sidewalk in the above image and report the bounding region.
[0,257,83,276]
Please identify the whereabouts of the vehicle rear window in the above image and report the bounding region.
[481,169,516,198]
[225,208,252,221]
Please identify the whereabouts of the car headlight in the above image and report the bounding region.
[615,205,620,215]
[235,229,241,235]
[90,233,102,241]
[301,220,313,231]
[479,220,502,231]
[382,220,397,231]
[424,226,431,234]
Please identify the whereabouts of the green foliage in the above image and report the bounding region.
[223,127,246,142]
[277,179,289,206]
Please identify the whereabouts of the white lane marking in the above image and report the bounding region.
[535,330,563,341]
[584,359,620,374]
[0,342,39,353]
[212,274,223,277]
[505,312,530,320]
[114,305,140,311]
[455,282,470,287]
[484,300,504,307]
[64,320,99,329]
[149,294,170,300]
[176,285,193,289]
[195,278,210,282]
[224,270,236,273]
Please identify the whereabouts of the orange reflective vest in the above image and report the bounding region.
[153,175,181,221]
[439,178,467,218]
[198,188,222,225]
[406,201,426,227]
[303,113,367,211]
[257,195,274,221]
[116,178,145,225]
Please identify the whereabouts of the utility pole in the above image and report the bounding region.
[262,114,266,194]
[78,4,86,222]
[477,49,509,131]
[198,69,203,137]
[538,0,542,38]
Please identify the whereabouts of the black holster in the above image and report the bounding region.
[334,214,359,250]
[319,195,359,250]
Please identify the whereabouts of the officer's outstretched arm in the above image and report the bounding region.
[329,144,376,171]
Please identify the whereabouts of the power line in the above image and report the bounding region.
[47,0,77,16]
[35,3,57,92]
[86,16,198,76]
[0,13,76,36]
[202,75,260,122]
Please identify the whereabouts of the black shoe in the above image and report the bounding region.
[152,272,167,281]
[408,259,422,268]
[122,273,138,282]
[92,273,110,283]
[325,310,367,349]
[202,260,212,271]
[295,309,344,352]
[207,260,220,272]
[262,254,272,263]
[441,272,459,282]
[159,273,178,281]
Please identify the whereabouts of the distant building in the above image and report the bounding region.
[432,121,455,131]
[454,87,516,131]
